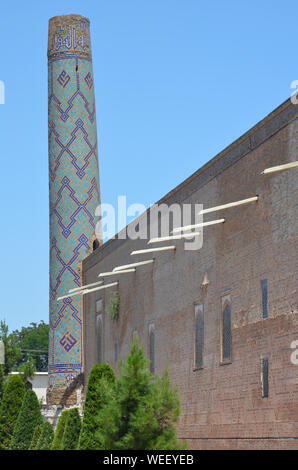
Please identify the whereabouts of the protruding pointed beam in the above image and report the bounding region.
[261,161,298,174]
[199,196,258,215]
[131,246,176,256]
[172,218,225,234]
[113,259,154,272]
[83,282,118,294]
[98,269,136,278]
[57,281,119,301]
[57,291,86,301]
[148,232,201,244]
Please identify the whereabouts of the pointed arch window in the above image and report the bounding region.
[194,304,204,368]
[115,337,119,363]
[96,314,103,363]
[93,238,100,251]
[149,325,155,374]
[222,301,232,361]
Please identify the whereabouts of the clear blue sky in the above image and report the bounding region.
[0,0,296,331]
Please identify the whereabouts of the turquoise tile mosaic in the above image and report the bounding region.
[48,15,100,386]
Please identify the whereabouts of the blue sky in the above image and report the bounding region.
[0,0,296,331]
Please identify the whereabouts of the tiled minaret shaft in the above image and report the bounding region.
[47,15,100,396]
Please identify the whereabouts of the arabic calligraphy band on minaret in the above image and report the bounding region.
[48,14,92,59]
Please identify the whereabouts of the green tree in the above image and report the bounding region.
[51,410,69,450]
[62,408,81,450]
[11,389,43,449]
[18,354,36,385]
[0,321,22,375]
[0,374,25,449]
[78,363,115,450]
[0,365,4,403]
[0,320,49,374]
[12,321,49,372]
[96,337,186,450]
[36,421,54,450]
[29,424,42,450]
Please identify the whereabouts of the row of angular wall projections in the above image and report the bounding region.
[47,14,101,405]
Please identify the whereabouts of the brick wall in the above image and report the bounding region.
[82,99,298,449]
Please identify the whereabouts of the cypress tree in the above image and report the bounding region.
[78,363,115,450]
[36,421,54,450]
[51,409,69,450]
[11,389,43,449]
[97,337,186,450]
[29,424,42,450]
[0,365,4,404]
[0,374,25,449]
[61,408,81,450]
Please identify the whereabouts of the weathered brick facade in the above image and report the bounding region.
[82,98,298,449]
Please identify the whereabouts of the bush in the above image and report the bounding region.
[0,374,25,449]
[36,421,54,450]
[29,424,42,450]
[11,389,43,449]
[51,410,69,450]
[62,408,81,450]
[78,364,115,450]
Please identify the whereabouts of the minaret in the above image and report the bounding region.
[47,14,101,403]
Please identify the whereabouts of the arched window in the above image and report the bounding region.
[261,279,268,318]
[222,303,232,361]
[93,238,100,251]
[261,358,269,398]
[96,315,103,363]
[149,327,155,374]
[115,337,119,363]
[195,305,204,367]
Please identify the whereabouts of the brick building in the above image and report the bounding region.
[82,98,298,450]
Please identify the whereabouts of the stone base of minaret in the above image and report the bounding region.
[46,373,83,405]
[42,377,84,427]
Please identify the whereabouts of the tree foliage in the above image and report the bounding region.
[51,410,69,450]
[107,292,120,321]
[36,421,54,450]
[0,321,22,375]
[29,424,42,450]
[18,354,36,384]
[94,337,186,450]
[12,321,49,372]
[0,374,25,449]
[62,408,81,450]
[0,365,4,404]
[0,320,49,374]
[78,363,115,450]
[11,389,43,449]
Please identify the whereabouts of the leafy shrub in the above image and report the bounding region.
[107,292,120,321]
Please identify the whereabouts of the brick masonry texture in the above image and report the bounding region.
[82,98,298,450]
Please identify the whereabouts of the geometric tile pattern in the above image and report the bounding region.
[48,41,100,386]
